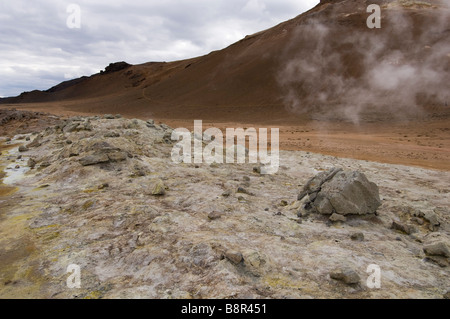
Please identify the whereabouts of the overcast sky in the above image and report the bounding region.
[0,0,319,97]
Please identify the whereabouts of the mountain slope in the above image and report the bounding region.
[1,0,449,123]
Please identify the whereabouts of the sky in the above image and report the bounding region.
[0,0,319,98]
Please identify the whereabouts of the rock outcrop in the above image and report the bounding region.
[298,168,382,217]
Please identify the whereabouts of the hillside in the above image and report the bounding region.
[1,0,449,123]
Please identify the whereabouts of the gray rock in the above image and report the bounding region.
[423,212,440,230]
[424,242,450,258]
[103,114,115,119]
[40,161,51,168]
[208,212,222,220]
[350,232,365,241]
[79,154,110,166]
[391,220,417,235]
[26,135,42,148]
[107,151,128,163]
[330,267,361,285]
[104,132,120,138]
[315,171,381,215]
[225,250,243,264]
[18,145,28,152]
[27,158,36,168]
[152,179,166,196]
[299,169,381,216]
[329,213,347,222]
[222,190,231,197]
[63,122,79,133]
[237,187,249,194]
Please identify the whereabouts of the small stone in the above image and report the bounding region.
[423,212,440,230]
[280,200,289,207]
[243,176,251,182]
[444,291,450,299]
[330,267,361,285]
[329,213,347,222]
[411,217,424,225]
[17,155,22,160]
[18,145,28,152]
[103,114,115,119]
[152,180,166,196]
[350,232,364,241]
[39,161,51,168]
[104,132,120,138]
[66,140,73,144]
[208,212,222,220]
[423,242,450,258]
[26,136,30,141]
[107,151,128,162]
[237,187,248,194]
[391,220,416,235]
[253,166,261,174]
[225,250,243,264]
[98,183,109,190]
[6,137,11,142]
[15,165,20,169]
[79,154,110,166]
[222,190,231,197]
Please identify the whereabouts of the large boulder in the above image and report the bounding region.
[298,168,381,216]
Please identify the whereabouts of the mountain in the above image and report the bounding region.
[1,0,449,124]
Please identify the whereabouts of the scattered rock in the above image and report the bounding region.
[411,217,424,225]
[330,266,361,285]
[329,213,347,222]
[423,212,440,230]
[18,145,28,152]
[40,161,51,168]
[208,212,222,220]
[27,158,37,168]
[98,183,109,190]
[79,154,110,166]
[391,220,417,235]
[152,180,166,196]
[237,187,249,194]
[103,114,116,120]
[350,232,365,241]
[423,242,450,258]
[107,151,128,163]
[280,200,289,207]
[222,190,231,197]
[104,132,120,138]
[444,291,450,299]
[26,135,42,148]
[225,250,243,264]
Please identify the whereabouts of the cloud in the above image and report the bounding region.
[0,0,319,97]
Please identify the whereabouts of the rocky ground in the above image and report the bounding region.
[0,111,449,299]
